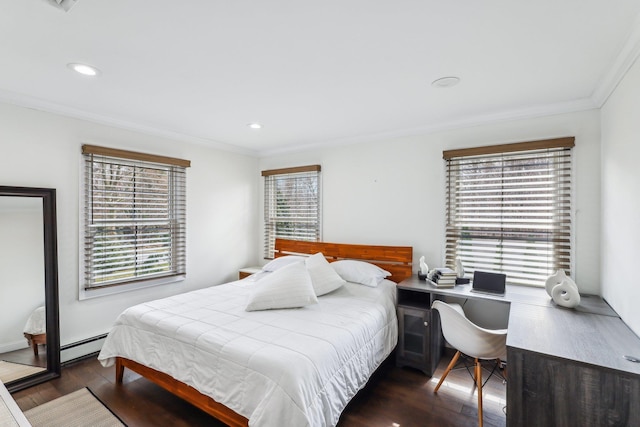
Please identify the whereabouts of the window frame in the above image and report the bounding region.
[79,144,190,300]
[262,165,322,259]
[443,137,575,287]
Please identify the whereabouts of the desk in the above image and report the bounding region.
[397,276,617,315]
[397,275,640,427]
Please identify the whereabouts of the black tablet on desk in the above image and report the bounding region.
[470,271,506,295]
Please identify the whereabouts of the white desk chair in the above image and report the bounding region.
[431,300,507,427]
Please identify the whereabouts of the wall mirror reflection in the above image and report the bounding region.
[0,186,60,392]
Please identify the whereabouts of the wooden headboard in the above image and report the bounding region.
[274,239,413,283]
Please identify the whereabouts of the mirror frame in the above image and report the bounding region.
[0,186,60,392]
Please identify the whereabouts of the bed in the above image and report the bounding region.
[98,239,412,427]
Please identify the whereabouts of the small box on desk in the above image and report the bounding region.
[456,278,470,285]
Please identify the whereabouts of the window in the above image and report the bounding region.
[81,145,189,297]
[262,165,321,258]
[444,137,574,287]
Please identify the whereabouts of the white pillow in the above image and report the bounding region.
[331,260,391,287]
[305,252,346,296]
[245,261,318,311]
[261,255,307,272]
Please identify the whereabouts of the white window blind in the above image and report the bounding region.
[444,138,574,287]
[82,145,189,290]
[263,165,321,258]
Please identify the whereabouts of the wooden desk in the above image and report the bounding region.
[397,275,640,427]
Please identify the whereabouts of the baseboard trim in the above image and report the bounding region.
[61,350,102,367]
[60,333,108,364]
[60,333,108,351]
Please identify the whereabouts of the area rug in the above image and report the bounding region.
[24,388,126,427]
[0,361,46,384]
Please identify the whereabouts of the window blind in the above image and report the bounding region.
[444,139,573,287]
[263,165,321,258]
[82,145,188,289]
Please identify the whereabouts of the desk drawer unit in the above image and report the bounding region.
[396,288,442,376]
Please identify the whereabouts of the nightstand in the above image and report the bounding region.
[238,266,261,280]
[396,281,443,376]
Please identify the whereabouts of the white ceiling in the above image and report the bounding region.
[2,1,640,156]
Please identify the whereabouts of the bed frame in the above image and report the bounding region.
[115,239,413,426]
[273,238,413,283]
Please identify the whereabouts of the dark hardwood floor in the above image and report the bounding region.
[10,351,506,427]
[1,346,47,368]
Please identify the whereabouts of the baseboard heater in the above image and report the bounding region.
[60,333,108,366]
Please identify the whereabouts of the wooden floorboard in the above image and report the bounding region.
[9,351,506,427]
[1,347,47,368]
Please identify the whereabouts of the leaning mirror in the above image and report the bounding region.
[0,186,60,392]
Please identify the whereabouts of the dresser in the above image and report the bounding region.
[238,266,261,280]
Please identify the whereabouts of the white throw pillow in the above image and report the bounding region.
[261,255,307,272]
[305,252,346,296]
[331,260,391,287]
[245,261,318,311]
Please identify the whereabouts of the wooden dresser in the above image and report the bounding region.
[238,267,261,280]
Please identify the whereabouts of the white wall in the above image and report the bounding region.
[601,57,640,336]
[0,102,259,347]
[0,202,44,352]
[0,97,608,349]
[260,111,601,329]
[260,110,602,295]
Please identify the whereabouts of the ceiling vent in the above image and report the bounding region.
[46,0,78,12]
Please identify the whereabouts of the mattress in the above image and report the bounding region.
[98,278,398,427]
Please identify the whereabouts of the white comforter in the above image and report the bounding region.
[98,279,398,427]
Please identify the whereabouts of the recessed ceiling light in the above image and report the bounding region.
[431,76,460,88]
[67,63,101,77]
[248,123,262,129]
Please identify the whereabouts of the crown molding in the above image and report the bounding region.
[0,86,597,160]
[0,73,610,160]
[591,13,640,107]
[259,97,597,157]
[0,89,259,157]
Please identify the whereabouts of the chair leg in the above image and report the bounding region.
[499,358,507,381]
[475,358,483,427]
[434,350,461,393]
